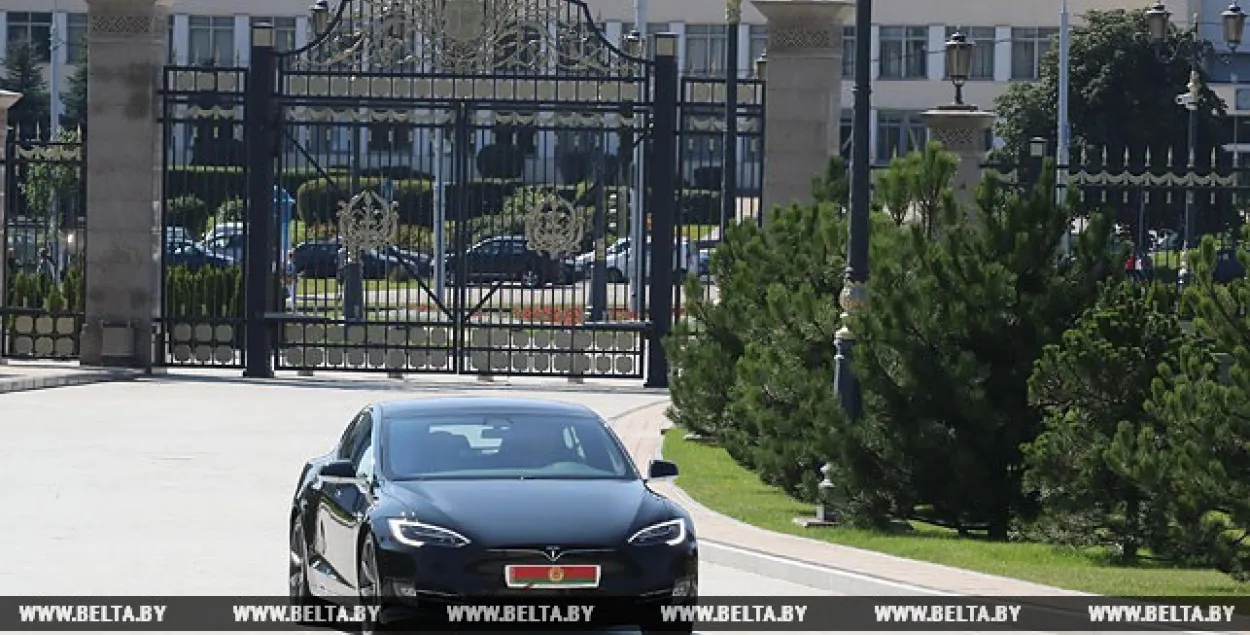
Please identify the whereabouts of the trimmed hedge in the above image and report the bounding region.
[165,167,347,224]
[296,177,433,225]
[164,264,285,320]
[5,264,85,312]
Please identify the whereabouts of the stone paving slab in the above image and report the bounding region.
[0,360,138,394]
[611,401,1086,597]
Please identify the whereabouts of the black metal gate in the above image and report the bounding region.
[1,133,87,360]
[158,0,684,383]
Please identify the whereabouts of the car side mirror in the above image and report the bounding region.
[647,460,679,481]
[320,459,357,483]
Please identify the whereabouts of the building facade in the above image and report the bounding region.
[0,0,1137,170]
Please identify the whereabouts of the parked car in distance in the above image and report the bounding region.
[166,242,234,272]
[202,232,247,263]
[165,226,193,247]
[573,237,629,281]
[204,222,245,244]
[291,240,432,280]
[444,235,574,288]
[621,239,699,282]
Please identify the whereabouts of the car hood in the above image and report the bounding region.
[381,478,668,546]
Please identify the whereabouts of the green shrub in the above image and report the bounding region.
[164,166,344,215]
[4,264,85,312]
[164,265,243,318]
[295,177,433,225]
[216,198,246,223]
[691,166,722,190]
[476,144,527,180]
[166,195,210,234]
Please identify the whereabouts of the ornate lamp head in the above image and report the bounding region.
[1224,2,1246,50]
[944,30,973,105]
[1146,2,1171,46]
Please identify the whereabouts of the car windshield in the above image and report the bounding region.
[382,414,637,481]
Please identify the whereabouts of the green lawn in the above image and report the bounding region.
[662,428,1250,596]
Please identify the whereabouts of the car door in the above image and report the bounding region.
[500,238,530,279]
[313,410,374,596]
[466,239,501,281]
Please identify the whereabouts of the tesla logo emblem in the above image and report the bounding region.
[548,566,565,582]
[543,547,562,561]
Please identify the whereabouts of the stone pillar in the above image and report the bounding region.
[79,0,170,369]
[919,104,996,208]
[751,0,852,216]
[0,90,22,326]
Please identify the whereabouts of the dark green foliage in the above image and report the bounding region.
[810,155,849,209]
[216,198,245,223]
[691,166,722,191]
[165,195,210,234]
[675,190,721,225]
[4,264,84,311]
[294,178,433,225]
[164,167,336,217]
[164,265,243,318]
[851,171,1119,538]
[1024,281,1183,562]
[1,39,50,139]
[993,9,1224,159]
[1141,238,1250,580]
[475,144,526,180]
[61,46,88,130]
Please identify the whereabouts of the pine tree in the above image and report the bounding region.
[1023,281,1182,562]
[852,164,1119,538]
[61,45,88,130]
[1,39,51,139]
[1142,238,1250,580]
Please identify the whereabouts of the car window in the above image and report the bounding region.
[382,414,637,481]
[356,439,376,477]
[472,241,500,255]
[336,410,370,461]
[504,240,528,255]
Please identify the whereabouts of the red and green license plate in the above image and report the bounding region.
[504,564,601,589]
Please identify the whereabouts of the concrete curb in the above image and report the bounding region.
[0,369,138,394]
[699,540,952,596]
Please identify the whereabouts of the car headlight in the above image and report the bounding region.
[387,518,471,548]
[628,518,687,546]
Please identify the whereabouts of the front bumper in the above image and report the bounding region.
[371,537,698,626]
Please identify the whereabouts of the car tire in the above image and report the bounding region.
[521,268,542,288]
[288,516,324,611]
[607,268,625,283]
[358,533,384,635]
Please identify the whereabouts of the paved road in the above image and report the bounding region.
[0,378,826,635]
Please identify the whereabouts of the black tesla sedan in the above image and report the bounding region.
[288,397,698,634]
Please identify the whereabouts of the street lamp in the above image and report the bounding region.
[722,0,743,236]
[944,30,973,106]
[1143,2,1244,286]
[310,0,331,36]
[754,52,767,78]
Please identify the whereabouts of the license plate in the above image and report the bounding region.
[504,564,601,589]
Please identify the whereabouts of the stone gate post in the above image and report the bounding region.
[79,0,170,368]
[750,0,853,218]
[920,104,996,208]
[0,90,22,331]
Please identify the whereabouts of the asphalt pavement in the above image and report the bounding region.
[0,378,829,635]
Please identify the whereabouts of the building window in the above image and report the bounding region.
[842,26,856,77]
[168,15,177,63]
[1011,27,1058,80]
[7,12,52,61]
[250,17,297,53]
[878,26,927,79]
[749,25,766,69]
[368,124,413,152]
[65,14,88,62]
[684,25,728,75]
[623,23,670,38]
[876,111,928,162]
[188,16,236,66]
[944,27,995,80]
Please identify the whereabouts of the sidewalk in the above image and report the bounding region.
[612,401,1083,597]
[0,360,137,394]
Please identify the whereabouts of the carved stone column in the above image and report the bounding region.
[79,0,170,368]
[751,0,853,217]
[0,90,21,334]
[920,105,996,208]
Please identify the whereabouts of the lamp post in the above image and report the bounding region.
[944,30,973,106]
[722,0,742,235]
[833,0,873,425]
[1144,2,1245,287]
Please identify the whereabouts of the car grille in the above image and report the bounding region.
[474,547,630,581]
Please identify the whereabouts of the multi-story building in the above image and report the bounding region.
[1,0,1136,168]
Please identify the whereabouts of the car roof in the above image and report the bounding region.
[374,396,597,420]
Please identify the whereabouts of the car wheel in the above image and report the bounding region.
[288,517,320,609]
[607,268,625,283]
[358,534,384,635]
[521,268,542,288]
